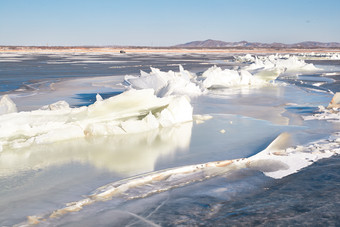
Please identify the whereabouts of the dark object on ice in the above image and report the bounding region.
[120,50,126,54]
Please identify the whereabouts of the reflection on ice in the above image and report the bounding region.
[19,132,340,225]
[0,122,193,177]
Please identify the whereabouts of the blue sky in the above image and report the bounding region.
[1,0,339,46]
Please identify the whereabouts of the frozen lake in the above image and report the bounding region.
[0,52,339,226]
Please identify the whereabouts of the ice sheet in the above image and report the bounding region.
[18,132,340,225]
[1,52,339,226]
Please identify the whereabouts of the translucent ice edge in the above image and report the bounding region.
[124,65,280,97]
[0,89,193,152]
[19,132,340,225]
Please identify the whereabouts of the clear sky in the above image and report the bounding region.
[1,0,340,46]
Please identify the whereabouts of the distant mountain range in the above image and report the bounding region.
[175,39,340,48]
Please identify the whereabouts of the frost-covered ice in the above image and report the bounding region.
[303,93,340,122]
[0,89,193,152]
[243,54,319,72]
[124,65,202,97]
[201,65,279,89]
[303,106,340,122]
[124,65,280,95]
[123,54,320,94]
[249,133,340,178]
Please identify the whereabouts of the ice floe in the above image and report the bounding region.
[236,54,319,73]
[200,65,279,89]
[124,65,202,97]
[0,89,193,152]
[124,65,280,95]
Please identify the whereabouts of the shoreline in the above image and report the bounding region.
[1,47,340,54]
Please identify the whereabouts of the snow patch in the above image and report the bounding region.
[303,93,340,122]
